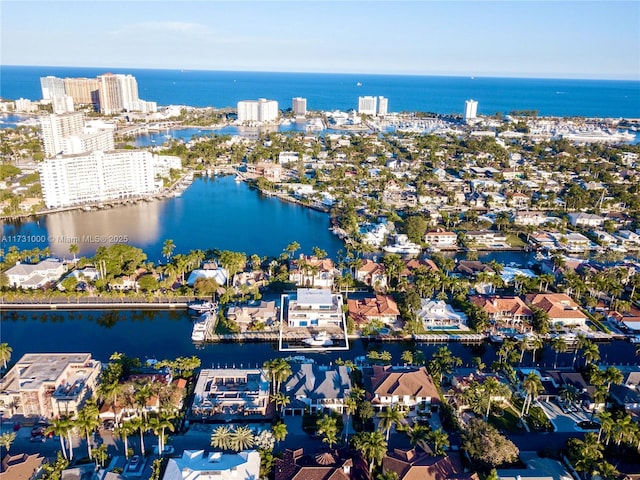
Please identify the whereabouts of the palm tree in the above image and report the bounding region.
[603,366,623,392]
[482,377,510,420]
[211,426,232,450]
[272,422,287,446]
[568,432,603,478]
[129,416,148,456]
[401,350,414,366]
[271,392,290,416]
[595,462,619,480]
[428,428,449,456]
[69,243,79,262]
[0,432,16,455]
[377,406,406,441]
[530,336,544,364]
[230,425,255,452]
[115,421,136,459]
[343,396,358,441]
[96,380,123,428]
[406,424,430,451]
[75,400,100,460]
[520,372,543,417]
[46,417,74,460]
[162,239,176,263]
[0,343,12,370]
[572,334,588,368]
[613,414,633,446]
[582,342,601,366]
[316,414,339,449]
[376,472,399,480]
[352,431,388,476]
[597,410,613,443]
[551,336,568,369]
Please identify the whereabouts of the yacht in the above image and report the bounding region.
[191,312,213,342]
[303,331,334,347]
[383,235,422,255]
[188,301,217,313]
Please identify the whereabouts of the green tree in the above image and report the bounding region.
[461,418,518,468]
[521,372,543,417]
[377,406,406,441]
[162,239,176,263]
[46,417,74,460]
[211,426,232,450]
[566,432,603,478]
[230,425,255,452]
[272,421,288,446]
[0,343,12,369]
[0,432,16,455]
[551,336,568,369]
[352,431,388,476]
[75,400,100,460]
[428,428,449,456]
[316,414,340,449]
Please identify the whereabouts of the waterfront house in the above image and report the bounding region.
[450,372,512,412]
[416,299,468,330]
[163,450,261,480]
[608,307,640,332]
[508,192,530,208]
[525,293,588,327]
[568,212,606,228]
[187,265,228,287]
[513,210,555,227]
[424,229,458,250]
[382,449,476,480]
[354,259,388,290]
[246,161,283,181]
[5,258,66,289]
[400,258,439,281]
[226,300,278,331]
[0,353,100,419]
[232,270,267,289]
[283,288,344,328]
[274,448,357,480]
[470,295,533,332]
[190,368,270,418]
[347,295,400,327]
[289,255,338,288]
[282,364,351,415]
[465,230,509,248]
[454,260,494,277]
[363,365,441,412]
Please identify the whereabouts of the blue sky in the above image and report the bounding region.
[2,1,639,79]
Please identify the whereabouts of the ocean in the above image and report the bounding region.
[1,65,639,118]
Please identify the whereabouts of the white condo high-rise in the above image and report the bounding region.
[358,96,377,115]
[40,113,85,157]
[40,76,66,101]
[97,73,139,114]
[464,99,478,121]
[237,99,279,123]
[292,97,307,116]
[377,96,388,116]
[40,150,158,208]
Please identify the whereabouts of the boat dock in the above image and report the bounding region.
[413,333,487,343]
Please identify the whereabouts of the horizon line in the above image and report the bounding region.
[2,64,639,83]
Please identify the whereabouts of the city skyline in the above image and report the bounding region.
[1,1,639,80]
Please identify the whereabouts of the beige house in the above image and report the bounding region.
[364,366,441,411]
[5,259,66,289]
[226,301,278,330]
[0,353,101,418]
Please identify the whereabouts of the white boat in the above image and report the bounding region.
[284,355,316,364]
[188,301,217,313]
[629,335,640,344]
[191,312,214,342]
[489,333,505,343]
[383,244,421,255]
[303,331,334,347]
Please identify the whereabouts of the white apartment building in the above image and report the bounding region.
[0,353,101,418]
[40,112,85,157]
[377,96,388,116]
[283,288,344,328]
[40,150,157,208]
[51,95,75,114]
[40,76,66,101]
[292,97,307,116]
[237,98,279,123]
[61,130,115,156]
[358,96,377,115]
[14,98,39,113]
[464,99,478,121]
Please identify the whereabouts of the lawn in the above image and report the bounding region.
[489,405,526,432]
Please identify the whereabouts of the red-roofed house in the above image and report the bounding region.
[470,295,533,332]
[424,229,458,250]
[347,295,400,326]
[364,365,441,411]
[289,255,338,288]
[355,259,388,290]
[525,293,588,327]
[382,448,477,480]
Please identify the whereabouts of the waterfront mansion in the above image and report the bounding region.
[281,288,344,328]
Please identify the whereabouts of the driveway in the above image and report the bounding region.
[537,400,591,433]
